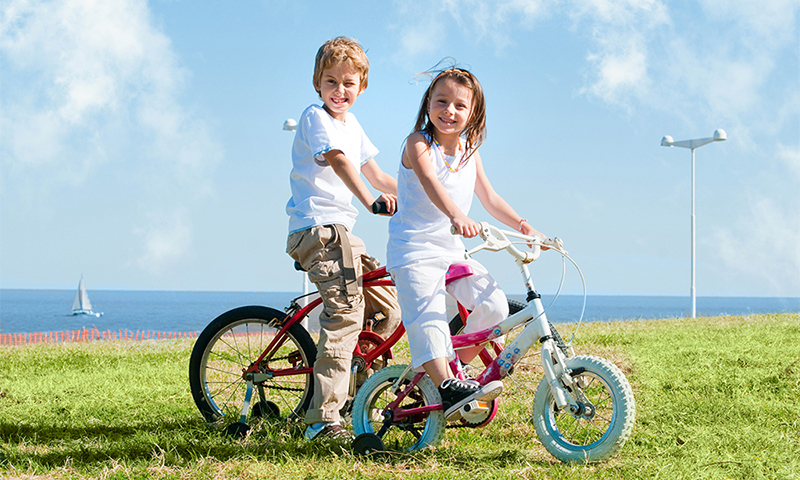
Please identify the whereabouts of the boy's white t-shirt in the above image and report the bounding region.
[386,135,476,270]
[286,105,379,233]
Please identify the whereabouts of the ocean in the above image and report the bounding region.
[1,289,798,335]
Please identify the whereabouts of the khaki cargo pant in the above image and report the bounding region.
[286,224,400,425]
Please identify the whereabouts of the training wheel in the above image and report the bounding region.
[353,433,385,457]
[252,400,281,419]
[225,422,251,439]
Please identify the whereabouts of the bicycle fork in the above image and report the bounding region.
[540,339,581,412]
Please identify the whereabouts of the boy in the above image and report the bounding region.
[285,36,400,441]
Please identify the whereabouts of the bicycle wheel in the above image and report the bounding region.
[351,364,445,452]
[532,355,635,463]
[189,305,316,424]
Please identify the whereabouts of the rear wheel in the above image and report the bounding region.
[351,365,445,452]
[189,306,316,424]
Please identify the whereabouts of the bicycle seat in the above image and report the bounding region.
[445,263,473,285]
[294,261,306,272]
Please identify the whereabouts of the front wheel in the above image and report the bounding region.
[532,355,635,463]
[351,364,445,452]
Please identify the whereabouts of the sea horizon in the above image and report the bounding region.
[1,288,798,336]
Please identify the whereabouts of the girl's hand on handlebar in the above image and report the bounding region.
[519,221,549,250]
[451,214,480,238]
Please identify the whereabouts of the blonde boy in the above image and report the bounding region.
[285,36,400,441]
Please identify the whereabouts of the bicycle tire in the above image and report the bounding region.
[532,355,635,463]
[189,305,316,424]
[351,364,445,452]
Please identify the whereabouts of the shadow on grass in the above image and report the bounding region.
[1,415,557,471]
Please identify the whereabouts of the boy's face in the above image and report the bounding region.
[316,62,365,122]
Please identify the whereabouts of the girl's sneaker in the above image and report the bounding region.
[438,378,503,421]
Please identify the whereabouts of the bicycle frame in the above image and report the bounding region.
[240,266,405,383]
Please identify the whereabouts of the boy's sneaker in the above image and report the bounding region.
[304,422,353,442]
[438,378,503,422]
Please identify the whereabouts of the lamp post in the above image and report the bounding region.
[661,129,727,318]
[283,119,309,322]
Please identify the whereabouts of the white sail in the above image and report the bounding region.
[71,276,100,316]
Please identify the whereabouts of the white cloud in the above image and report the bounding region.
[712,196,800,296]
[390,0,551,62]
[567,0,669,111]
[0,0,220,178]
[710,143,800,296]
[0,0,222,276]
[700,0,798,46]
[133,209,193,275]
[777,144,800,181]
[581,31,649,109]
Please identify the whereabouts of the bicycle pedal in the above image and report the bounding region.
[461,400,490,423]
[461,400,489,414]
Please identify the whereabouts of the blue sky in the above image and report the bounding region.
[1,0,798,298]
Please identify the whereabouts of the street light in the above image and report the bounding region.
[283,118,297,132]
[282,118,309,324]
[661,129,727,318]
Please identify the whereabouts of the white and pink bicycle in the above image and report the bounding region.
[351,222,636,463]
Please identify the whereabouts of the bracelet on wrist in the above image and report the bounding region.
[518,218,527,232]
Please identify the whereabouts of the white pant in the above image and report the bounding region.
[390,257,508,369]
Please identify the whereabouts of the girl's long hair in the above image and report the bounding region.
[413,62,486,161]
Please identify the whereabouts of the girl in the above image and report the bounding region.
[387,66,544,421]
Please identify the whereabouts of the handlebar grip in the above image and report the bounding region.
[372,200,389,215]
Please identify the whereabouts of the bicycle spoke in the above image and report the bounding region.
[204,363,244,377]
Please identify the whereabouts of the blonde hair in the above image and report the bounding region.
[313,36,370,96]
[413,65,486,161]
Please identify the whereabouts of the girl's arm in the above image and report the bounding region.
[473,151,544,237]
[405,134,481,237]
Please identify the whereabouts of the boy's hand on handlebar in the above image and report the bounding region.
[372,194,397,216]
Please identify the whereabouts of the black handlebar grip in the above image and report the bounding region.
[372,200,389,215]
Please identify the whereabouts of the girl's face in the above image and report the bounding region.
[317,62,364,121]
[427,78,473,138]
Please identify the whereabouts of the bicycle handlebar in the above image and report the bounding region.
[451,222,565,263]
[372,200,390,215]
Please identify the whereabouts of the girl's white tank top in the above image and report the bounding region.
[386,135,476,270]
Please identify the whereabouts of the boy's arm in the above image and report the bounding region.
[323,150,395,214]
[361,159,397,195]
[473,152,543,237]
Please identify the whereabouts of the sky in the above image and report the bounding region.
[1,0,798,299]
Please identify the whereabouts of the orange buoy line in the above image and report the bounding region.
[0,328,199,346]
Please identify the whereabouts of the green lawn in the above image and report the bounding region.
[1,313,798,479]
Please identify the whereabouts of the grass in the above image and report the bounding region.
[1,313,798,479]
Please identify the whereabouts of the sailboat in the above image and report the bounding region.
[71,276,103,317]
